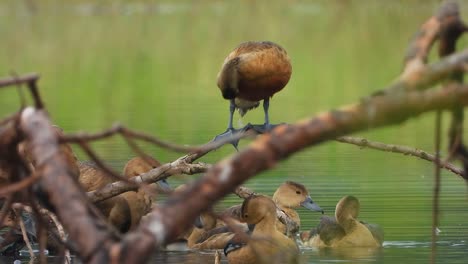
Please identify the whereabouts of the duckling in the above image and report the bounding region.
[224,195,299,264]
[303,195,383,248]
[214,41,292,148]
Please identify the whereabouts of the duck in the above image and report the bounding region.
[80,156,170,233]
[119,156,171,231]
[192,181,322,250]
[214,41,292,148]
[302,195,384,248]
[224,195,299,264]
[273,181,323,236]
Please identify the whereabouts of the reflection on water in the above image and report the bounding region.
[148,239,468,264]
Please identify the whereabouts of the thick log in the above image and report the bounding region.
[19,108,117,263]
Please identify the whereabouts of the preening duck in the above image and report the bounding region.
[303,195,384,248]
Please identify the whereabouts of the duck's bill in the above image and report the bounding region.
[156,179,172,192]
[301,196,324,214]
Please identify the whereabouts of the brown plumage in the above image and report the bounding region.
[272,181,323,236]
[120,156,162,231]
[192,181,322,250]
[214,41,292,148]
[217,41,292,116]
[81,156,164,233]
[225,195,299,264]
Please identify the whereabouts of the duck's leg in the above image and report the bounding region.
[248,98,282,133]
[213,99,241,149]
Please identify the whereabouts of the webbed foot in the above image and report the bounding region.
[213,128,242,150]
[242,123,285,134]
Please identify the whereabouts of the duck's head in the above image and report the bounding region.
[335,195,360,221]
[272,181,323,213]
[123,156,171,191]
[240,195,276,225]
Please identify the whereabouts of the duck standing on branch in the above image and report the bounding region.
[214,41,292,148]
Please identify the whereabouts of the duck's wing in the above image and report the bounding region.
[317,216,346,245]
[360,221,384,245]
[192,231,235,250]
[196,225,231,244]
[223,232,249,256]
[221,205,242,221]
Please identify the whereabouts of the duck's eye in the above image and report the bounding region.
[244,214,248,218]
[296,191,301,194]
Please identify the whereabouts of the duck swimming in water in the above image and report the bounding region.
[224,195,299,264]
[302,195,383,248]
[192,181,322,250]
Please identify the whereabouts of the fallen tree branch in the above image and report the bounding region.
[88,159,210,203]
[336,136,464,178]
[19,107,118,263]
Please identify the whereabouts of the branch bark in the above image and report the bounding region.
[336,136,464,178]
[18,107,117,263]
[88,159,210,203]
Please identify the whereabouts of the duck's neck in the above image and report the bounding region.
[336,214,356,233]
[252,212,277,234]
[279,206,300,226]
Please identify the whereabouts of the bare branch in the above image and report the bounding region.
[13,208,35,259]
[88,159,210,203]
[0,172,41,197]
[76,139,136,186]
[336,136,464,178]
[62,124,198,153]
[0,73,39,88]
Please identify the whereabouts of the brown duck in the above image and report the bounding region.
[224,195,299,264]
[302,195,384,248]
[214,41,292,148]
